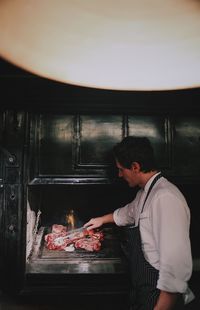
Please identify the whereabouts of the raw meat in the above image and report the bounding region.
[74,237,101,252]
[45,232,72,250]
[44,224,104,252]
[52,224,67,234]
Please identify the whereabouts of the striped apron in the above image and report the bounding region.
[122,173,184,310]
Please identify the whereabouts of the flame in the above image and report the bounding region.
[66,210,76,230]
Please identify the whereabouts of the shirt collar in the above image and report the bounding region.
[143,172,162,193]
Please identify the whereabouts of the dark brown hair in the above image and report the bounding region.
[113,136,157,172]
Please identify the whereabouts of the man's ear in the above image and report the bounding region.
[131,162,141,172]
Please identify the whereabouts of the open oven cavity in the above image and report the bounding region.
[26,184,132,276]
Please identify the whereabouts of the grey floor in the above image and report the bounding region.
[0,273,199,310]
[0,292,129,310]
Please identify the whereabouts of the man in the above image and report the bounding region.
[84,137,194,310]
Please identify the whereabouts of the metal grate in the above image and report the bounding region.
[26,227,127,274]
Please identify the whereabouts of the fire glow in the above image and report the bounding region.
[66,210,76,230]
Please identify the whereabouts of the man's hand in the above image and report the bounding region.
[154,291,181,310]
[84,213,114,230]
[84,217,104,230]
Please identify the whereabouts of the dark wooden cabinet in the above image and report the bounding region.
[27,112,200,183]
[173,117,200,178]
[0,111,26,292]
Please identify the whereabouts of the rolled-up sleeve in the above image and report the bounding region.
[152,192,193,293]
[113,191,143,226]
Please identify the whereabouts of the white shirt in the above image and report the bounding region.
[113,173,194,303]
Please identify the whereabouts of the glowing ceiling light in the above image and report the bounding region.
[0,0,200,90]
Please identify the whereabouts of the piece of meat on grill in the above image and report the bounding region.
[91,231,104,241]
[44,225,104,252]
[45,232,73,250]
[65,228,96,240]
[52,224,67,234]
[74,237,101,252]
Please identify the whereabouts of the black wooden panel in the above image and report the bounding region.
[0,111,26,292]
[0,182,4,283]
[3,111,25,184]
[28,113,200,181]
[173,117,200,176]
[0,111,4,276]
[3,184,25,292]
[37,114,74,175]
[77,115,123,167]
[128,116,170,169]
[0,112,4,181]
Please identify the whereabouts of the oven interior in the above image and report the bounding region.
[25,184,135,288]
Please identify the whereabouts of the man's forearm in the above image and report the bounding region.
[154,290,180,310]
[84,213,114,230]
[101,213,114,224]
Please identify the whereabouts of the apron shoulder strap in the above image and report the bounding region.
[141,173,162,213]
